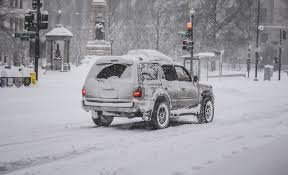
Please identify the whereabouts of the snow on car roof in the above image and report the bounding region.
[95,56,134,65]
[95,50,175,65]
[127,49,174,63]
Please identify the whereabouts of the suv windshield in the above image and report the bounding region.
[92,64,131,80]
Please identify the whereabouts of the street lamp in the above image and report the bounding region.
[189,8,195,77]
[110,39,114,56]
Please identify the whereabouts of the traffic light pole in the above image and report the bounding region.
[34,0,41,81]
[279,29,282,81]
[254,0,260,81]
[190,14,194,78]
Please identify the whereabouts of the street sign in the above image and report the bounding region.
[23,77,31,87]
[22,33,36,38]
[258,25,264,31]
[21,37,29,41]
[14,33,22,38]
[14,32,36,41]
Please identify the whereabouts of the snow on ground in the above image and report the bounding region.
[1,58,288,175]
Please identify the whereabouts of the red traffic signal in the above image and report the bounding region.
[187,22,193,30]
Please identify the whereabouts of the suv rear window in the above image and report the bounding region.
[90,64,131,79]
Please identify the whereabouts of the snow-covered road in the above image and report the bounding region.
[1,62,288,175]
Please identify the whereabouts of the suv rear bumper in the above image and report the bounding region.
[82,98,154,121]
[82,100,138,113]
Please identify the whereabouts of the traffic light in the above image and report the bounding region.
[247,59,251,65]
[32,0,37,9]
[283,30,287,40]
[32,0,42,10]
[182,40,188,50]
[24,12,35,31]
[186,22,193,37]
[40,12,49,29]
[248,48,251,59]
[187,22,192,32]
[214,51,221,56]
[274,57,279,64]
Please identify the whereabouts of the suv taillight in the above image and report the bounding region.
[133,86,142,98]
[82,88,86,97]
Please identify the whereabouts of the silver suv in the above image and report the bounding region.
[82,50,214,129]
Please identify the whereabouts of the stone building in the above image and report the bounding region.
[0,0,26,66]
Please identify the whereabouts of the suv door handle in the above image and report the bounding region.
[181,88,186,91]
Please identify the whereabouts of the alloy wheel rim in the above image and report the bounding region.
[157,105,168,125]
[205,101,213,121]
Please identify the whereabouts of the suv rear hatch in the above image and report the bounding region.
[84,58,135,102]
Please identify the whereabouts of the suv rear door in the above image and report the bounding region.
[161,65,181,109]
[174,65,198,108]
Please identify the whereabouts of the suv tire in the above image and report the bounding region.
[150,101,170,129]
[198,98,214,124]
[92,112,114,127]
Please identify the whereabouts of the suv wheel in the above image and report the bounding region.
[198,98,214,124]
[92,112,114,127]
[150,101,170,129]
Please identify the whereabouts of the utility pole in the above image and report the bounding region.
[279,29,282,81]
[189,8,195,77]
[34,0,41,81]
[255,0,260,81]
[110,39,114,56]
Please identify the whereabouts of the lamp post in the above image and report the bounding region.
[254,0,260,81]
[189,8,195,77]
[110,39,114,56]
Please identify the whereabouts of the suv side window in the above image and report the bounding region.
[138,63,160,82]
[175,66,192,82]
[161,65,177,81]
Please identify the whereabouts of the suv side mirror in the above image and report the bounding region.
[193,76,199,83]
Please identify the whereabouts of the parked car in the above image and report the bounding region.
[82,50,214,129]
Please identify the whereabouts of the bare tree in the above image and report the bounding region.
[198,0,251,48]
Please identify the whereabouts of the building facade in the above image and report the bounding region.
[259,0,288,65]
[0,0,27,66]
